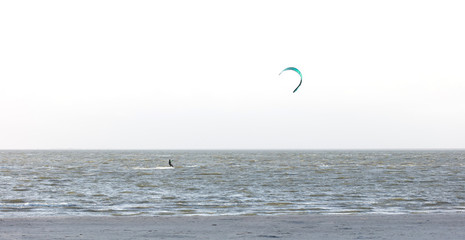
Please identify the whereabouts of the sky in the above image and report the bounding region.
[1,0,464,149]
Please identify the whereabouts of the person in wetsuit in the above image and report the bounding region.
[169,159,174,167]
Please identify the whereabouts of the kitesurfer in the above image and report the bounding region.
[169,159,174,167]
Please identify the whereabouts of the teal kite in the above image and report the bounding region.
[279,67,302,93]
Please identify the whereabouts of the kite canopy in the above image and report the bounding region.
[279,67,302,93]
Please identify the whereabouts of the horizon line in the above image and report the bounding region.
[1,148,465,151]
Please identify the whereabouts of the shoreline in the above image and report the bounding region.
[2,214,465,239]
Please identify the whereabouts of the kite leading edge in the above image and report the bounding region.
[279,67,302,93]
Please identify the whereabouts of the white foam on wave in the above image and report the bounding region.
[133,167,174,170]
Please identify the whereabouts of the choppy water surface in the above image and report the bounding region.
[1,150,465,216]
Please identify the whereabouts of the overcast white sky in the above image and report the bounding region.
[1,0,464,149]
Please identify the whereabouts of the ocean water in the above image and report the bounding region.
[1,150,465,217]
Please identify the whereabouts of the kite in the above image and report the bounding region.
[279,67,302,93]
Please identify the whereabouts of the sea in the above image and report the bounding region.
[1,150,465,217]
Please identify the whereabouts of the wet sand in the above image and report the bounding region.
[1,214,465,239]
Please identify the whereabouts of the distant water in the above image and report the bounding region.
[1,150,465,217]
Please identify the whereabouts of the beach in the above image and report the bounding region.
[1,214,465,239]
